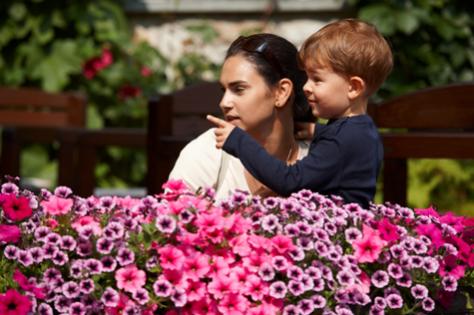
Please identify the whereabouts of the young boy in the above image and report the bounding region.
[207,19,393,208]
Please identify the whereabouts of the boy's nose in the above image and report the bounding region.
[302,80,312,97]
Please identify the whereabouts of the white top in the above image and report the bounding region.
[169,128,310,200]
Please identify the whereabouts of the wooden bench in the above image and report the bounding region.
[0,86,87,188]
[74,128,146,196]
[368,83,474,206]
[147,81,223,195]
[147,82,474,206]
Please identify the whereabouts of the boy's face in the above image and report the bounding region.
[303,64,353,120]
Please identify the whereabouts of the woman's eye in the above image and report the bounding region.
[232,86,245,93]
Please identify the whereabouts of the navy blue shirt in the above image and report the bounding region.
[223,115,383,208]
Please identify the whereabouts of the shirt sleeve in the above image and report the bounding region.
[168,129,221,192]
[222,127,342,196]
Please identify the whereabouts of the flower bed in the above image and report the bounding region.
[0,177,473,315]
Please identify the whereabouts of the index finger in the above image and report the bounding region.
[207,114,227,127]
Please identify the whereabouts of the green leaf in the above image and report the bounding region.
[30,40,83,91]
[359,4,396,36]
[33,16,55,44]
[395,10,420,35]
[51,9,67,28]
[433,15,457,41]
[86,104,105,129]
[0,22,16,47]
[8,3,27,21]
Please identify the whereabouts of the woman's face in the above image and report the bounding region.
[219,55,277,135]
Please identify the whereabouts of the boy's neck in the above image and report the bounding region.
[338,97,368,119]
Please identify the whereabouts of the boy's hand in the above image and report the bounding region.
[206,115,236,149]
[294,122,316,140]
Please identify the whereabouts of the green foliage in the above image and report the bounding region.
[350,0,474,213]
[0,0,171,188]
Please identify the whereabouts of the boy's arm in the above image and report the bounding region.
[223,127,342,196]
[206,114,342,196]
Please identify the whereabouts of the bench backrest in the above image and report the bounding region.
[0,86,87,187]
[368,83,474,205]
[0,86,86,127]
[147,81,223,194]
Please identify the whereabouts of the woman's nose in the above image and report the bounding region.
[219,91,233,111]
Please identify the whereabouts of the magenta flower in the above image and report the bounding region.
[416,223,444,249]
[13,269,45,299]
[352,224,387,263]
[376,218,400,242]
[245,275,269,301]
[2,194,32,221]
[0,224,21,243]
[158,245,185,270]
[271,235,295,254]
[207,274,239,299]
[183,254,210,281]
[439,254,465,280]
[218,293,248,314]
[0,289,32,315]
[41,195,73,216]
[115,265,146,293]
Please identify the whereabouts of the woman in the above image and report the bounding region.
[169,33,313,199]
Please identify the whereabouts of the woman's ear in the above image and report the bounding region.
[348,76,366,100]
[274,78,293,108]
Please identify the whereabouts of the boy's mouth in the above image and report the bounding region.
[307,100,318,107]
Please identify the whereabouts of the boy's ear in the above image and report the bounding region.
[348,76,366,100]
[274,78,293,108]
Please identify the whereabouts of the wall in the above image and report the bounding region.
[125,0,350,71]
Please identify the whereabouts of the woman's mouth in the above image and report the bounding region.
[225,115,240,123]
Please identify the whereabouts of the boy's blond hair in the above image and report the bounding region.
[300,19,393,96]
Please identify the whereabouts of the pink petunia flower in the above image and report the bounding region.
[115,265,146,293]
[377,218,400,242]
[352,224,387,263]
[183,254,210,281]
[0,224,21,243]
[414,205,440,218]
[158,245,185,270]
[0,289,32,315]
[1,194,32,221]
[245,275,269,301]
[71,216,102,236]
[440,212,465,233]
[13,269,45,299]
[217,293,248,315]
[271,235,295,254]
[185,280,206,302]
[416,224,444,249]
[41,195,73,216]
[439,255,466,280]
[207,274,239,299]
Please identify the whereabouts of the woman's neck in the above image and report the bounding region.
[251,117,297,163]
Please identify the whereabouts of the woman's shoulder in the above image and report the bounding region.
[188,128,217,145]
[172,128,222,166]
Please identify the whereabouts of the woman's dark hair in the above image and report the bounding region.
[226,33,313,122]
